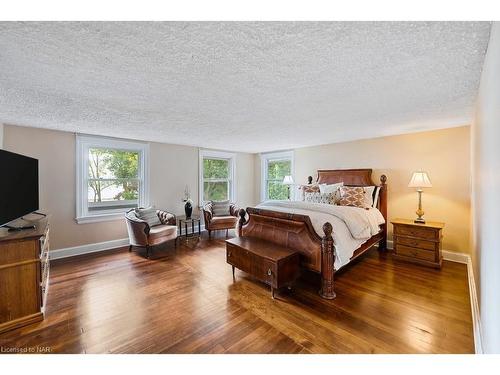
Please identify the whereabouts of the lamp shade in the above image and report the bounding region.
[408,171,432,188]
[282,175,294,185]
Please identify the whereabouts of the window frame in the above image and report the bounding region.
[199,149,236,205]
[260,150,295,202]
[76,134,150,224]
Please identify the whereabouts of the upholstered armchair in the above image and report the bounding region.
[202,201,239,238]
[125,208,177,258]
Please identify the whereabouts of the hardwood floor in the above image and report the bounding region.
[0,232,474,353]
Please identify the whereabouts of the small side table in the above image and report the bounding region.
[391,218,444,269]
[178,215,201,240]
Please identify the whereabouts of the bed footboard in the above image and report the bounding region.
[237,208,336,299]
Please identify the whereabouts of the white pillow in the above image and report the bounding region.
[319,182,343,195]
[363,186,376,208]
[372,186,381,208]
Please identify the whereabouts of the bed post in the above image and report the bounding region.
[320,222,336,300]
[378,174,388,251]
[237,208,246,236]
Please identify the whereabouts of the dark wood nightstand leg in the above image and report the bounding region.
[232,265,235,280]
[271,287,275,299]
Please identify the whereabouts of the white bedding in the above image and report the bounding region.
[256,200,385,269]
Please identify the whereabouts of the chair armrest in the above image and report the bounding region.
[125,210,150,246]
[157,210,176,225]
[202,202,213,225]
[229,203,239,217]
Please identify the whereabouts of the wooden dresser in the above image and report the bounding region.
[391,218,444,269]
[0,217,50,334]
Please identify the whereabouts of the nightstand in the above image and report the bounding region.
[391,218,444,269]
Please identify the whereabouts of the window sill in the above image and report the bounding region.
[76,213,126,224]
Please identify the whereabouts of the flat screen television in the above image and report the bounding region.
[0,150,39,227]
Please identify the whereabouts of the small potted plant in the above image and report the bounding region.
[183,185,193,219]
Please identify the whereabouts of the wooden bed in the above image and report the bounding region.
[237,169,387,299]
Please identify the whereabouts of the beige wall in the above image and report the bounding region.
[0,123,4,149]
[256,126,471,254]
[471,22,500,354]
[3,125,257,250]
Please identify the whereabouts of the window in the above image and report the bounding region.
[261,151,294,201]
[76,135,149,223]
[199,150,236,204]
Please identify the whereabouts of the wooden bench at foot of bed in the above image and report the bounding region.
[226,237,301,299]
[234,208,338,300]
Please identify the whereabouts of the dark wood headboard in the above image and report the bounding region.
[316,168,374,186]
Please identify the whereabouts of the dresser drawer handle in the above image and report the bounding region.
[267,269,272,276]
[228,252,232,257]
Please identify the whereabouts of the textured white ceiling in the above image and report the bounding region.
[0,22,491,153]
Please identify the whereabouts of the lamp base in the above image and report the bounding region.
[414,217,426,224]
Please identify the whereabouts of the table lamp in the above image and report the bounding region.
[282,175,294,200]
[408,171,432,224]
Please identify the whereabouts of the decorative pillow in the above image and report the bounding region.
[338,187,371,208]
[319,182,344,203]
[298,184,320,201]
[304,192,336,205]
[212,200,230,217]
[135,207,161,227]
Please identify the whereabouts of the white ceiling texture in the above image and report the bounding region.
[0,22,491,152]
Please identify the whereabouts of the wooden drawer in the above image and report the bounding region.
[394,225,438,240]
[395,236,437,251]
[251,258,276,287]
[226,243,252,274]
[395,244,436,262]
[227,244,278,287]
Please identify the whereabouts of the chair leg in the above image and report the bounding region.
[146,245,150,259]
[208,230,211,239]
[129,245,132,252]
[174,237,177,249]
[226,229,229,238]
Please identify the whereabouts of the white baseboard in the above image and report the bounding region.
[442,250,469,264]
[386,239,482,353]
[50,238,130,260]
[466,255,483,354]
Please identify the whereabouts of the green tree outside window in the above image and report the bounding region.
[266,159,291,200]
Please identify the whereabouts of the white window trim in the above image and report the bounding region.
[199,149,236,206]
[76,134,150,224]
[260,150,295,202]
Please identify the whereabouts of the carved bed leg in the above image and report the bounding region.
[320,222,336,300]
